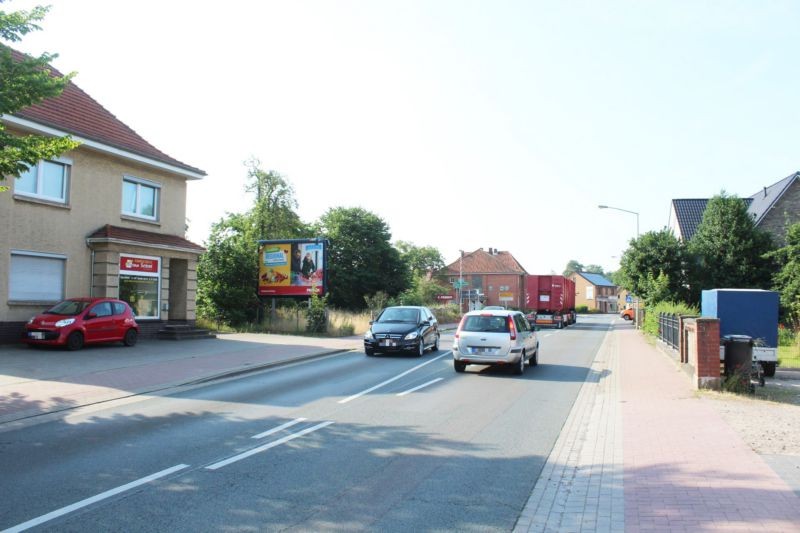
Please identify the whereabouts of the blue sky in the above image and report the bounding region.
[10,0,800,274]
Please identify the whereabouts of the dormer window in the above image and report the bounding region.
[14,158,71,203]
[122,175,160,220]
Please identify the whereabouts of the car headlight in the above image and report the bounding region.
[27,317,35,325]
[55,318,76,328]
[404,331,419,341]
[364,330,374,340]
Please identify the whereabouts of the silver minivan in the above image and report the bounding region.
[452,309,539,375]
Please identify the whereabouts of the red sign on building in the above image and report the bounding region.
[120,255,159,274]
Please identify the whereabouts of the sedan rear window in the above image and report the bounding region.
[462,315,510,333]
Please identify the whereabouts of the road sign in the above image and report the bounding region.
[626,295,632,303]
[453,280,469,289]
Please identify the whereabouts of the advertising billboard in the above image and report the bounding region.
[257,239,327,297]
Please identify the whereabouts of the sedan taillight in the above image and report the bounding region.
[507,316,517,340]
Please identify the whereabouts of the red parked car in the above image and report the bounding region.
[23,298,139,350]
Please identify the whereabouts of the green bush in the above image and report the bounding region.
[306,292,328,334]
[576,305,589,313]
[642,301,699,337]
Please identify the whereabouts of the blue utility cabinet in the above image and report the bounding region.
[701,289,779,347]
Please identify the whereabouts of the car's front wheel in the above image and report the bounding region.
[66,331,84,351]
[365,347,375,356]
[416,338,425,357]
[433,334,440,352]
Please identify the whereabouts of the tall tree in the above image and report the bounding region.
[563,260,584,277]
[584,264,605,275]
[768,222,800,324]
[0,1,79,189]
[688,193,775,300]
[316,207,410,310]
[197,162,306,325]
[196,213,261,325]
[245,158,305,240]
[395,241,444,276]
[617,228,690,304]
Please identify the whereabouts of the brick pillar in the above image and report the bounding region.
[695,317,721,390]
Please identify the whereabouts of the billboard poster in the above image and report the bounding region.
[258,239,327,296]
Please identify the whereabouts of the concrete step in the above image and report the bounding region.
[156,324,217,341]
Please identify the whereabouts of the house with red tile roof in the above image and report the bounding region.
[436,248,528,310]
[0,49,206,342]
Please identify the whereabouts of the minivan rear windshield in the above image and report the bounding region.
[461,315,510,333]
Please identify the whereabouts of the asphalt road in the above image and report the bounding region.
[0,316,613,532]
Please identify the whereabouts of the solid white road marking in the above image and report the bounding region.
[206,421,334,471]
[338,352,451,404]
[397,378,444,397]
[2,464,189,533]
[252,418,307,439]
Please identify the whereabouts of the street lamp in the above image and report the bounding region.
[458,250,464,314]
[598,205,639,237]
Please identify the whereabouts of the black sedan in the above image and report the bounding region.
[364,306,440,357]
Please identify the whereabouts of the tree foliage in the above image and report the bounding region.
[197,162,307,325]
[395,240,444,276]
[563,260,584,277]
[0,2,79,188]
[688,193,775,299]
[196,213,261,325]
[245,158,305,240]
[617,228,690,304]
[316,207,410,310]
[769,222,800,324]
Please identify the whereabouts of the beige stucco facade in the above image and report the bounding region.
[1,130,203,341]
[571,273,618,313]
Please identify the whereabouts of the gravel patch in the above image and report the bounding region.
[700,372,800,456]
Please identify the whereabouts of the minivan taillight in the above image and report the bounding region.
[507,316,517,340]
[454,315,467,339]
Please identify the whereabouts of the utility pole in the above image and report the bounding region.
[459,250,464,314]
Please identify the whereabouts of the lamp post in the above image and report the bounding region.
[598,204,639,238]
[458,250,464,314]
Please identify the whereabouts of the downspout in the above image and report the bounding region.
[86,239,95,298]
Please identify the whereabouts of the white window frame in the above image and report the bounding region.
[14,157,72,204]
[122,175,161,221]
[9,250,67,302]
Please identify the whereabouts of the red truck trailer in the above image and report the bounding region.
[524,275,576,329]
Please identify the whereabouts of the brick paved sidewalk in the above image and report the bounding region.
[515,322,800,533]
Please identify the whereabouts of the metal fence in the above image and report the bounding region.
[658,312,680,350]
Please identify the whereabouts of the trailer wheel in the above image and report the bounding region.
[761,362,776,377]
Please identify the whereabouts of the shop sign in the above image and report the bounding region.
[120,255,160,274]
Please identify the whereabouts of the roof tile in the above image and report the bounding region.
[87,225,205,252]
[443,248,527,275]
[4,47,205,176]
